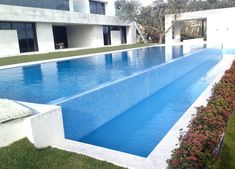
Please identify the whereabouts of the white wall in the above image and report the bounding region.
[165,7,235,49]
[0,4,131,26]
[0,102,64,148]
[0,119,25,147]
[127,23,137,44]
[73,0,90,13]
[111,30,121,45]
[105,0,115,16]
[67,25,104,48]
[36,23,55,52]
[174,22,181,43]
[0,30,20,57]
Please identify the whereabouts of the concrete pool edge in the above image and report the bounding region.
[0,43,162,70]
[50,56,234,169]
[0,41,209,70]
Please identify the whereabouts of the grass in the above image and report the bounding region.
[0,138,124,169]
[219,111,235,169]
[0,43,154,66]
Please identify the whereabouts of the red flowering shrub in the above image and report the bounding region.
[168,61,235,169]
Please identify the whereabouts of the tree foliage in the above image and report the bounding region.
[115,0,235,43]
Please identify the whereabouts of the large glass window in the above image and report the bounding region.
[0,0,69,11]
[90,1,105,15]
[0,22,38,53]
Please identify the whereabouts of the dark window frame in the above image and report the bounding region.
[89,0,105,15]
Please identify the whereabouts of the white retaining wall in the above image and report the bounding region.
[111,30,122,45]
[67,25,104,48]
[0,30,20,57]
[0,102,64,148]
[36,23,55,52]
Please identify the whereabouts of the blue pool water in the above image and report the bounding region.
[0,45,202,104]
[80,58,221,157]
[0,44,222,157]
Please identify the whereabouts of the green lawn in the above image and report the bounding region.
[219,111,235,169]
[0,43,154,66]
[0,138,124,169]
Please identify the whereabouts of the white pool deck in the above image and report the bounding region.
[0,44,234,169]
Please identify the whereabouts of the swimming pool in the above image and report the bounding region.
[0,44,222,157]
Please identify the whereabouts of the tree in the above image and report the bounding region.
[115,0,235,43]
[115,0,182,43]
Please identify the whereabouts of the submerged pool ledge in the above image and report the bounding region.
[52,55,234,169]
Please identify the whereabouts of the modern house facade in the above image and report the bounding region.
[165,7,235,50]
[0,0,137,57]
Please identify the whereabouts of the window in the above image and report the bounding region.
[89,1,105,15]
[0,22,38,53]
[0,0,69,11]
[103,26,111,45]
[0,22,11,29]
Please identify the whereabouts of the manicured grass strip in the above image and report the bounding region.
[219,111,235,169]
[0,138,124,169]
[0,43,154,66]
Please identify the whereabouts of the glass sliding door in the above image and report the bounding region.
[12,23,28,53]
[103,26,111,45]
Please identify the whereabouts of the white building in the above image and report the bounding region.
[165,7,235,49]
[0,0,137,57]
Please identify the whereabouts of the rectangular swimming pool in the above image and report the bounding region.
[0,44,222,157]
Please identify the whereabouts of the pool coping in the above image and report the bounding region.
[51,56,234,168]
[0,44,163,70]
[0,42,209,70]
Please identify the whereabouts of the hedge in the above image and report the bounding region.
[168,61,235,169]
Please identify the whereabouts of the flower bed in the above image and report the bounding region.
[168,61,235,169]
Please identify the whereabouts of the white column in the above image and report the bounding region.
[105,0,115,16]
[165,15,174,44]
[174,22,181,43]
[127,23,137,44]
[69,0,74,12]
[36,23,55,52]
